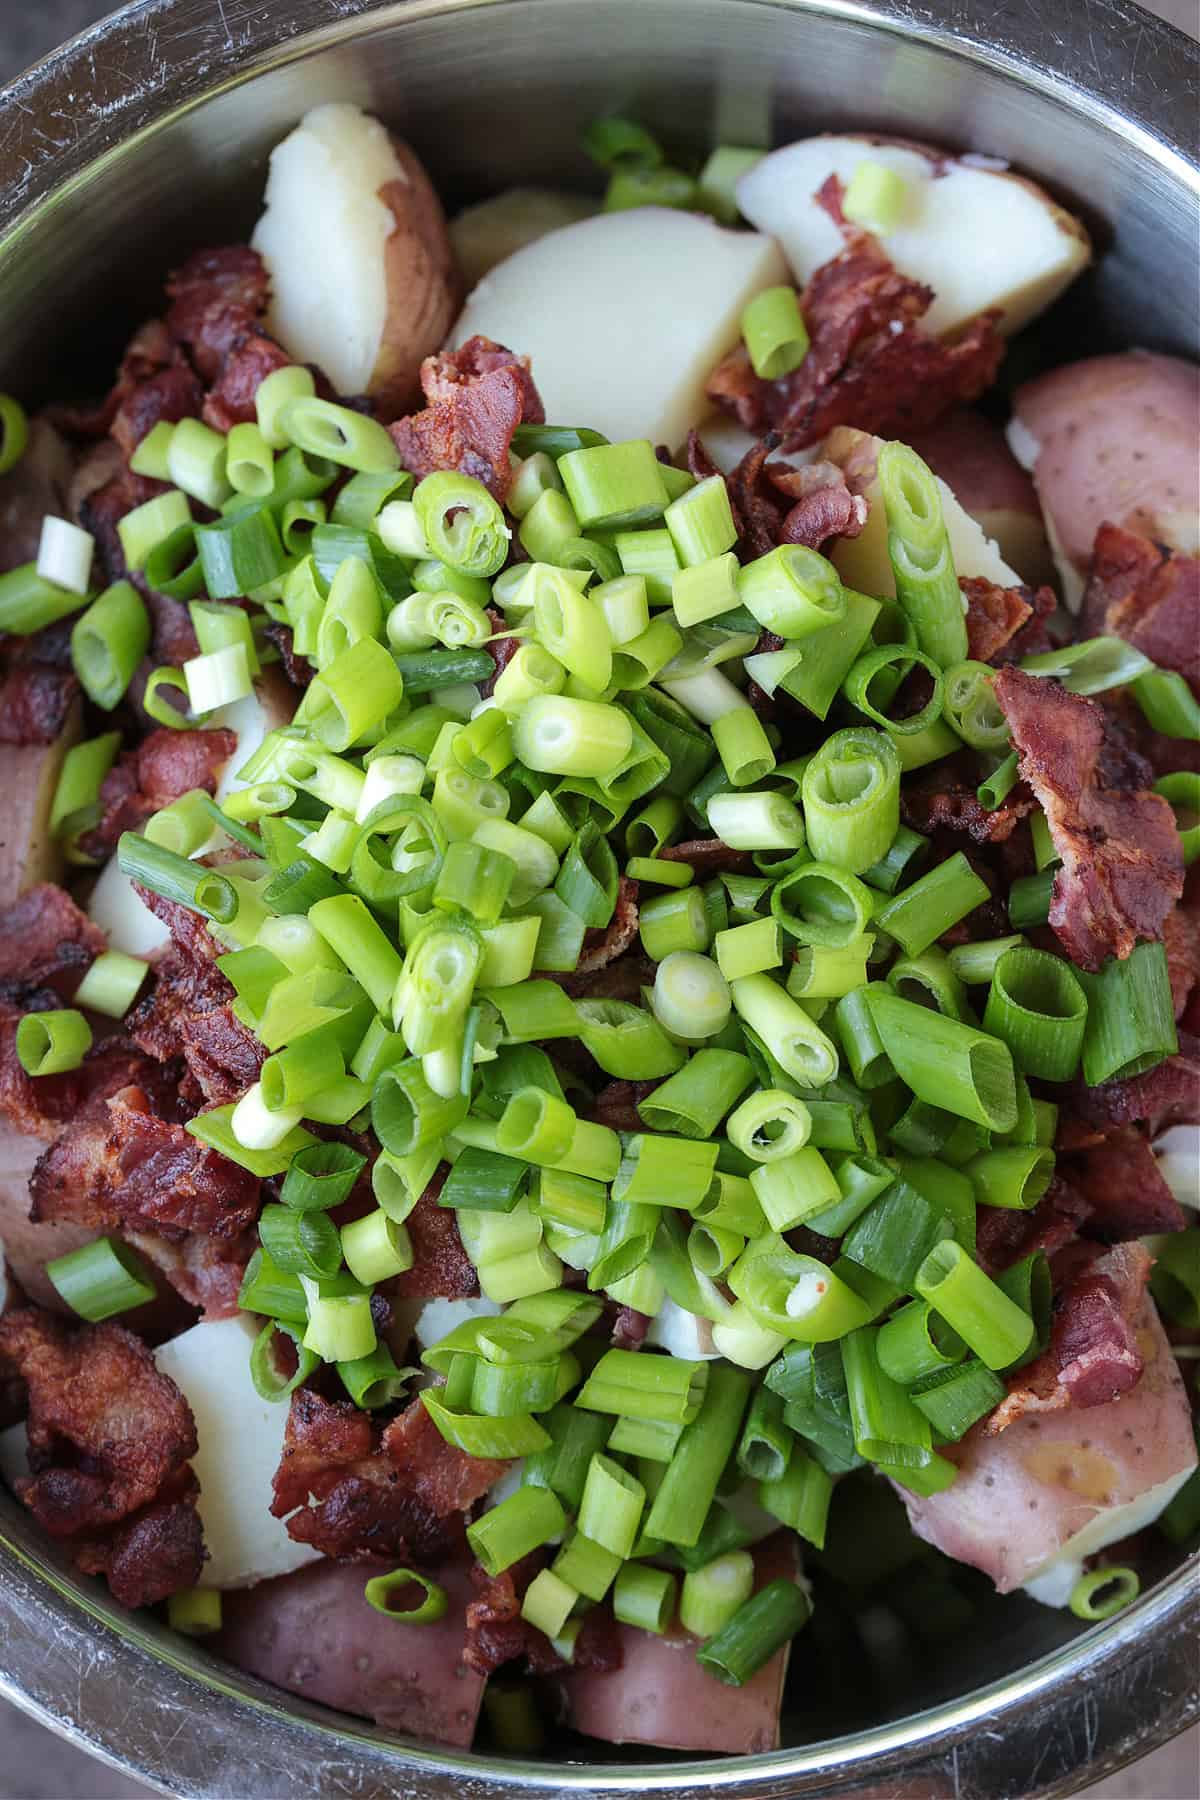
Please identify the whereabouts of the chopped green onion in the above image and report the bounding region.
[167,1588,223,1637]
[279,395,399,473]
[695,1578,811,1686]
[71,580,150,710]
[645,1363,752,1546]
[983,945,1088,1080]
[876,442,967,668]
[467,1485,566,1576]
[741,285,810,380]
[362,1568,448,1623]
[866,986,1017,1132]
[758,1446,833,1549]
[873,853,990,957]
[801,728,901,874]
[731,973,839,1087]
[915,1239,1034,1369]
[638,1047,755,1138]
[1069,1566,1141,1621]
[842,160,908,231]
[45,1235,156,1321]
[1078,940,1177,1086]
[910,1359,1005,1441]
[613,1562,677,1634]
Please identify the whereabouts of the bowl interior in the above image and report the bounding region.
[0,0,1196,1792]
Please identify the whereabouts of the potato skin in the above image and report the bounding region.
[216,1556,486,1747]
[909,408,1055,587]
[372,139,462,419]
[1013,350,1200,579]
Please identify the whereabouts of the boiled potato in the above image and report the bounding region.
[909,409,1055,588]
[1009,350,1200,610]
[0,698,81,907]
[452,208,787,446]
[822,426,1022,599]
[252,103,460,415]
[737,135,1090,339]
[450,187,598,291]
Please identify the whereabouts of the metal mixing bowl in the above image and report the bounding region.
[0,2,1196,1794]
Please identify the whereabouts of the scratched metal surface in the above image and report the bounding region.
[0,2,1197,1797]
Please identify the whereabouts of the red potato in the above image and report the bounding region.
[252,103,460,418]
[902,1304,1197,1602]
[551,1532,802,1754]
[1009,351,1200,609]
[0,1124,91,1313]
[0,417,75,573]
[908,409,1056,589]
[0,699,83,907]
[216,1557,486,1748]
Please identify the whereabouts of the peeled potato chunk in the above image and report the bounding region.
[252,102,460,416]
[452,207,787,447]
[910,408,1056,589]
[450,187,598,292]
[737,134,1090,339]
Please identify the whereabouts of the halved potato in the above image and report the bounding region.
[909,409,1056,588]
[1009,350,1200,610]
[452,207,787,447]
[450,187,598,292]
[0,698,82,908]
[251,103,460,416]
[736,134,1090,339]
[823,425,1022,599]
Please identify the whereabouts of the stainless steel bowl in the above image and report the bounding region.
[0,2,1196,1794]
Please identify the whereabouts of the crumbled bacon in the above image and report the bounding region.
[203,326,292,433]
[263,621,315,690]
[1069,1038,1200,1136]
[130,1227,252,1320]
[974,1176,1092,1276]
[900,755,1034,845]
[271,1388,502,1563]
[127,944,233,1065]
[0,663,79,747]
[479,607,520,700]
[1061,1124,1186,1239]
[660,837,753,876]
[388,336,544,503]
[111,363,204,462]
[29,1084,260,1241]
[586,1079,664,1133]
[611,1305,650,1349]
[994,666,1183,970]
[165,246,271,382]
[74,1465,206,1608]
[176,1004,266,1107]
[705,231,1003,449]
[0,1020,179,1143]
[987,1241,1152,1433]
[0,1308,197,1533]
[961,577,1056,665]
[573,877,640,976]
[386,1166,479,1300]
[715,434,867,560]
[133,883,223,968]
[1081,523,1200,695]
[463,1551,546,1675]
[79,726,236,861]
[0,884,104,1003]
[1164,905,1200,1019]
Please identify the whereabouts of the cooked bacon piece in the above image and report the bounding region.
[74,1467,206,1608]
[463,1550,546,1675]
[611,1305,650,1349]
[779,464,869,551]
[271,1388,501,1563]
[110,363,204,462]
[176,1004,266,1107]
[573,877,640,977]
[128,944,233,1064]
[479,607,520,700]
[80,726,236,861]
[716,434,867,560]
[987,1241,1152,1433]
[129,1226,253,1320]
[0,1307,197,1532]
[0,884,104,1002]
[1164,905,1200,1019]
[705,233,1004,449]
[263,621,315,690]
[0,664,79,748]
[961,576,1050,665]
[900,755,1034,845]
[587,1079,663,1133]
[660,837,753,875]
[974,1176,1092,1276]
[1062,1123,1186,1239]
[387,336,544,503]
[387,1168,479,1300]
[994,666,1183,969]
[525,1601,622,1676]
[29,1084,259,1240]
[203,326,292,433]
[554,950,657,1006]
[165,246,271,381]
[1069,1038,1200,1136]
[133,883,223,968]
[1081,523,1200,695]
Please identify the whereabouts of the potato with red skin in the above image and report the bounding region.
[909,408,1055,589]
[0,1124,92,1312]
[550,1532,802,1754]
[1009,350,1200,610]
[217,1557,486,1747]
[901,1304,1197,1601]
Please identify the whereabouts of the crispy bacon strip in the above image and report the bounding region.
[79,726,236,862]
[74,1467,206,1609]
[660,838,753,876]
[900,755,1034,845]
[0,1308,197,1531]
[203,327,292,434]
[574,877,640,976]
[974,1176,1093,1277]
[388,336,544,503]
[0,663,79,748]
[463,1551,546,1675]
[386,1165,479,1300]
[0,884,104,1004]
[714,433,867,561]
[1068,1037,1200,1136]
[961,576,1052,665]
[1061,1124,1186,1239]
[1163,905,1200,1020]
[994,666,1183,969]
[987,1241,1152,1433]
[29,1083,260,1241]
[165,246,271,381]
[706,229,1003,449]
[270,1388,503,1563]
[1081,523,1200,695]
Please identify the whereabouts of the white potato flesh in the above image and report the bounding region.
[254,104,399,396]
[154,1314,320,1589]
[1009,351,1200,610]
[823,425,1022,601]
[452,208,788,448]
[450,187,598,292]
[902,1304,1197,1598]
[88,853,171,957]
[736,135,1090,339]
[412,1294,500,1352]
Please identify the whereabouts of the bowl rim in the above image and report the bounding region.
[0,1,1197,1794]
